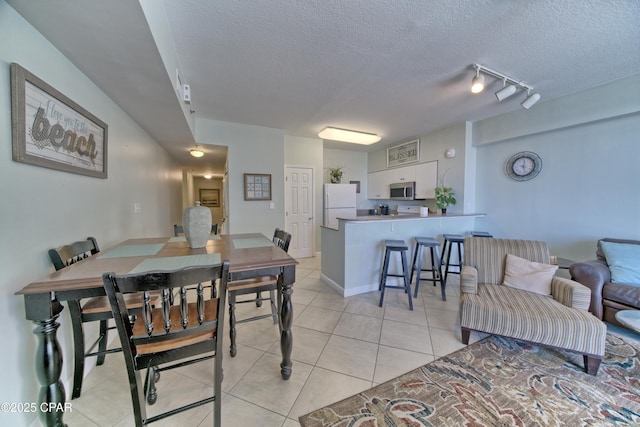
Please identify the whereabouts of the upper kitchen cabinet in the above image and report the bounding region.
[368,161,438,200]
[388,165,416,183]
[414,161,438,199]
[367,169,390,199]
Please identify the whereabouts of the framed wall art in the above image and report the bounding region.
[199,189,220,207]
[244,173,272,200]
[387,138,419,168]
[10,63,108,179]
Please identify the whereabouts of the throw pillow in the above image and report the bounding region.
[502,253,558,295]
[600,241,640,284]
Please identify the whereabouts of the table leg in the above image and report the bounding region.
[31,300,67,427]
[279,265,295,380]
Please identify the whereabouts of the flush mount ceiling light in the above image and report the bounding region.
[203,174,212,179]
[471,64,541,109]
[190,146,204,157]
[318,127,381,145]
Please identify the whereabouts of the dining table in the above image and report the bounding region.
[16,233,297,427]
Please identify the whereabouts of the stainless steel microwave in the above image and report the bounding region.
[389,181,416,200]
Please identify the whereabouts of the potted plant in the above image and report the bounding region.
[328,166,344,183]
[435,170,456,214]
[435,186,456,214]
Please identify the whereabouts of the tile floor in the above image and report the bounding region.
[63,255,636,426]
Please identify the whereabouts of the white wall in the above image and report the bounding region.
[323,148,369,209]
[285,135,323,253]
[196,118,286,237]
[473,89,640,260]
[0,3,182,425]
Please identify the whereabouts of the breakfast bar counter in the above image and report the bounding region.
[321,213,486,297]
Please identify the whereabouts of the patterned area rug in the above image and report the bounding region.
[300,333,640,426]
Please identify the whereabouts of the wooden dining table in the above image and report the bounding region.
[16,233,297,427]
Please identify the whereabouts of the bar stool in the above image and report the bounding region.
[471,231,493,238]
[378,239,413,310]
[410,237,446,300]
[442,234,465,286]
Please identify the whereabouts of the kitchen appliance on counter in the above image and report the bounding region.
[390,181,417,200]
[396,205,421,216]
[324,184,357,229]
[379,204,390,215]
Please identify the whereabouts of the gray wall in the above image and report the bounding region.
[0,3,183,425]
[472,74,640,260]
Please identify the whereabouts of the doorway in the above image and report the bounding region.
[285,166,314,258]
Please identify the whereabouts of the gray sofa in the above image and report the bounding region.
[570,238,640,326]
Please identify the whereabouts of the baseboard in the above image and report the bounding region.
[320,273,379,297]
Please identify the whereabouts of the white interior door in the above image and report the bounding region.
[285,167,313,258]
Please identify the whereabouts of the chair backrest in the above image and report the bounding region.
[174,224,218,237]
[463,237,550,285]
[48,237,100,271]
[102,261,229,360]
[273,228,292,253]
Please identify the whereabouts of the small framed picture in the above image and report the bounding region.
[199,189,220,207]
[244,173,271,200]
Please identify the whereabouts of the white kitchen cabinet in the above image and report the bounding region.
[388,165,416,183]
[367,170,390,199]
[414,161,438,199]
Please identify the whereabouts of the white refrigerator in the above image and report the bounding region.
[324,184,357,230]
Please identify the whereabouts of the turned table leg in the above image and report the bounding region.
[279,265,295,380]
[29,298,68,427]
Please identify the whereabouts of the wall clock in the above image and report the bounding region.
[505,151,542,181]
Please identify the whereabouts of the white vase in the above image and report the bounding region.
[182,201,212,249]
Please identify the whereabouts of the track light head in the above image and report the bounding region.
[495,82,517,101]
[521,91,541,109]
[471,72,485,93]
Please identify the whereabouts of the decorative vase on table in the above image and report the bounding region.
[182,201,212,249]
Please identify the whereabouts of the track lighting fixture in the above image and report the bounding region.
[521,90,541,109]
[470,69,485,93]
[495,79,517,101]
[470,64,540,109]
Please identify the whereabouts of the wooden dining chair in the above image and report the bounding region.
[173,223,218,237]
[228,228,292,357]
[102,261,229,427]
[48,237,159,399]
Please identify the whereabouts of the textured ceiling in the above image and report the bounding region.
[8,0,640,176]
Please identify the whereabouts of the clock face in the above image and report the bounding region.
[506,151,542,181]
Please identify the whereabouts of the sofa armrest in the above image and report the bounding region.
[569,259,610,319]
[460,266,478,294]
[551,276,591,311]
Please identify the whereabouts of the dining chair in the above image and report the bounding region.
[228,228,291,357]
[174,223,218,237]
[102,261,229,427]
[49,237,158,399]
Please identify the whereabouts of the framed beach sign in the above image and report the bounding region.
[10,63,108,179]
[387,138,419,168]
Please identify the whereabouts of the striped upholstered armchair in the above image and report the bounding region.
[459,237,606,375]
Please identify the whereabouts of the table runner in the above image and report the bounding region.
[98,243,165,259]
[232,237,274,249]
[128,254,222,274]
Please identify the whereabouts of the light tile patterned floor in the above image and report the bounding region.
[62,255,489,426]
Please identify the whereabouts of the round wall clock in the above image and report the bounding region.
[505,151,542,181]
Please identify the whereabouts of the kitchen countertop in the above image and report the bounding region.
[347,213,486,221]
